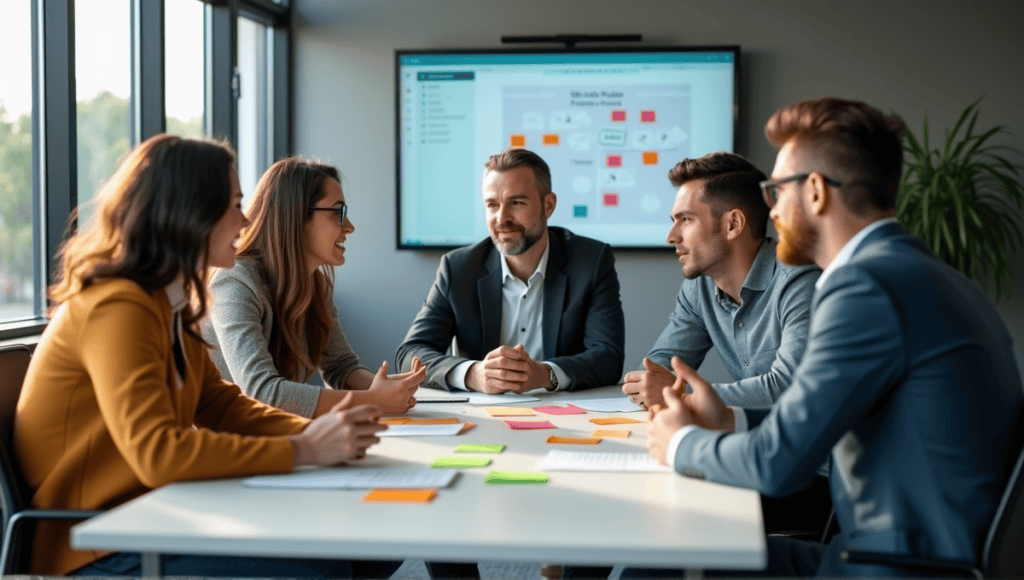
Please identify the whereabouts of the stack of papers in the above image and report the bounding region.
[569,398,643,413]
[537,450,672,472]
[242,467,459,489]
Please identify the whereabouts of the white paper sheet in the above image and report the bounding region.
[378,424,465,436]
[568,398,643,413]
[537,450,672,472]
[242,467,459,489]
[465,392,541,405]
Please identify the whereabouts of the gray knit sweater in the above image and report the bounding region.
[201,259,368,418]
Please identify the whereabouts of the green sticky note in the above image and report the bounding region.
[455,444,506,454]
[432,456,492,468]
[484,470,549,484]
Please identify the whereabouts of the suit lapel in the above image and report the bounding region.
[479,247,503,351]
[542,231,567,359]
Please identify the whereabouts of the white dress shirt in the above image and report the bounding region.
[449,242,569,391]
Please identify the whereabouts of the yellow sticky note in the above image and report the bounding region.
[485,407,535,417]
[589,417,641,425]
[406,417,460,425]
[591,428,630,438]
[546,435,601,445]
[362,489,437,503]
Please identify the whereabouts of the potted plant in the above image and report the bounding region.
[897,98,1024,301]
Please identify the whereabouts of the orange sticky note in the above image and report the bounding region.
[591,428,630,438]
[546,435,601,445]
[362,489,437,504]
[486,407,535,417]
[406,417,461,425]
[459,422,477,434]
[510,134,526,147]
[589,417,641,425]
[380,418,410,425]
[542,133,560,145]
[642,151,659,165]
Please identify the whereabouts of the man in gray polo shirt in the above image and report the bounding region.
[623,152,819,410]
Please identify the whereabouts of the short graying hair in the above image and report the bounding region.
[483,148,552,196]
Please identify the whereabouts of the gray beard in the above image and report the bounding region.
[493,228,542,256]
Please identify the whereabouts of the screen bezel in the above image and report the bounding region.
[394,45,741,251]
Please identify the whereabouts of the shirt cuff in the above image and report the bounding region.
[447,361,475,391]
[545,361,571,391]
[667,407,747,471]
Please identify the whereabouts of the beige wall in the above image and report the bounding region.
[292,0,1024,383]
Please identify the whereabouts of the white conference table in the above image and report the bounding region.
[72,385,765,577]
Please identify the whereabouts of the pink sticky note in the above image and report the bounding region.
[611,110,626,122]
[504,420,557,430]
[606,155,622,168]
[534,405,587,416]
[603,193,619,207]
[641,110,656,123]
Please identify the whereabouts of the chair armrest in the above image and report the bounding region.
[841,550,982,580]
[9,508,103,522]
[1,509,103,574]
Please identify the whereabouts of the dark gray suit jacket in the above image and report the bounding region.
[673,222,1023,576]
[396,226,625,391]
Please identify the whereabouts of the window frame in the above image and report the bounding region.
[0,0,292,342]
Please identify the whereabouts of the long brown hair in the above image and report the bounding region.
[50,134,237,340]
[236,157,340,380]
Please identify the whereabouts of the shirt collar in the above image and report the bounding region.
[500,240,550,285]
[165,274,189,313]
[816,217,899,290]
[713,238,777,302]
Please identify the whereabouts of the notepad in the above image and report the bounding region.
[546,435,601,445]
[504,420,557,430]
[378,424,464,437]
[536,450,671,472]
[243,467,460,489]
[533,404,586,415]
[484,470,549,484]
[380,417,460,425]
[570,398,643,413]
[455,444,505,453]
[431,456,491,468]
[466,393,541,405]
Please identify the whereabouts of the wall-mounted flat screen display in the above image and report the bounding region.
[396,46,739,249]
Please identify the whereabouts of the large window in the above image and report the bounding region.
[0,0,292,339]
[0,1,35,324]
[75,0,132,229]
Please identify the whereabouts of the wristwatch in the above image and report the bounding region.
[544,363,558,391]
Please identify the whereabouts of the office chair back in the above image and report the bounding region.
[981,402,1024,578]
[0,345,33,570]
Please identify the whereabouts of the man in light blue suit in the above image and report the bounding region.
[643,97,1023,577]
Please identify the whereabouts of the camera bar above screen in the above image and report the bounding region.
[395,46,740,250]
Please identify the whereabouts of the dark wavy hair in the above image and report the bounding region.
[668,152,769,240]
[764,97,905,214]
[49,134,237,340]
[236,157,341,381]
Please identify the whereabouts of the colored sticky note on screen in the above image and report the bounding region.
[543,134,560,145]
[641,110,656,122]
[591,429,631,438]
[534,404,586,415]
[642,151,658,165]
[546,435,601,445]
[606,154,622,167]
[603,193,619,207]
[510,134,526,147]
[432,456,492,468]
[504,420,557,430]
[611,110,626,122]
[589,417,641,425]
[486,407,535,417]
[455,444,505,453]
[362,489,437,503]
[484,470,549,484]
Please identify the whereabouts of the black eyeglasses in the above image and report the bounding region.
[310,203,348,225]
[759,173,842,208]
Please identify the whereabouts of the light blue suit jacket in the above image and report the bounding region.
[673,222,1023,576]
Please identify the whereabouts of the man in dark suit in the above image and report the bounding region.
[397,147,625,394]
[643,97,1023,577]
